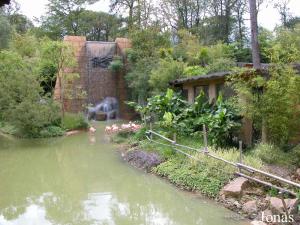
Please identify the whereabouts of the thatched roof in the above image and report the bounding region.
[170,71,231,85]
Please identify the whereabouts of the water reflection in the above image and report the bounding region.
[0,123,249,225]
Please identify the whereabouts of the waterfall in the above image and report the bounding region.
[86,42,118,121]
[88,97,118,121]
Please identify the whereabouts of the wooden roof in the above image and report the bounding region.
[170,63,300,86]
[170,71,231,85]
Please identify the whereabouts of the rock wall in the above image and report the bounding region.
[54,36,88,113]
[115,38,137,120]
[85,41,117,105]
[54,36,136,120]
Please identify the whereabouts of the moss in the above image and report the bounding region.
[153,156,229,198]
[153,147,263,198]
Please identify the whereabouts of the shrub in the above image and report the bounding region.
[11,99,61,138]
[173,30,201,65]
[291,145,300,167]
[0,122,18,136]
[230,26,300,147]
[109,56,123,72]
[0,15,11,49]
[0,50,62,138]
[129,90,241,147]
[138,139,175,160]
[149,59,186,93]
[125,57,155,103]
[253,143,290,165]
[61,113,89,131]
[206,58,236,73]
[132,126,147,141]
[197,47,210,66]
[38,126,65,138]
[183,66,208,77]
[208,42,234,61]
[195,147,263,172]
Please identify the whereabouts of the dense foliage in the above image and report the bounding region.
[129,89,241,147]
[0,50,61,137]
[0,32,88,138]
[126,30,237,103]
[229,25,300,146]
[62,113,89,131]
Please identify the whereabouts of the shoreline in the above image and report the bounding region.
[115,143,251,223]
[114,141,300,225]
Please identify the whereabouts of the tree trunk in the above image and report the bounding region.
[58,75,65,119]
[128,2,134,30]
[249,0,267,143]
[137,0,141,28]
[249,0,261,69]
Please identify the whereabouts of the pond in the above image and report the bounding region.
[0,122,250,225]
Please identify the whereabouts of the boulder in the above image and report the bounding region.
[220,177,249,198]
[242,200,258,217]
[95,112,106,121]
[250,221,267,225]
[269,197,299,214]
[124,150,162,172]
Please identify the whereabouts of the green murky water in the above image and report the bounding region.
[0,122,249,225]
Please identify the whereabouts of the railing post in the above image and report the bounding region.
[279,191,290,224]
[149,122,153,140]
[203,125,208,153]
[173,133,177,143]
[143,114,147,127]
[239,141,243,173]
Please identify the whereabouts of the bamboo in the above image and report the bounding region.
[239,141,243,173]
[203,125,208,153]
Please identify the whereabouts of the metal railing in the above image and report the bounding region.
[145,125,300,196]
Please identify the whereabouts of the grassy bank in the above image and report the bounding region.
[113,128,264,198]
[0,113,89,138]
